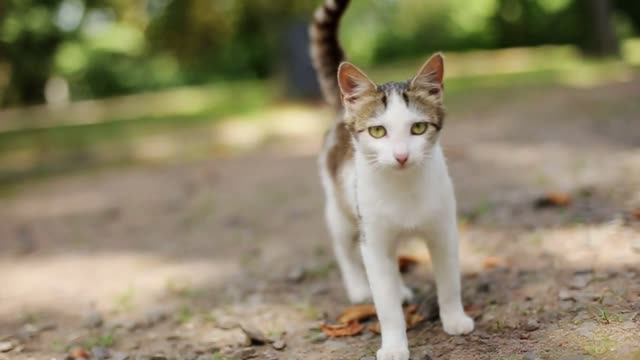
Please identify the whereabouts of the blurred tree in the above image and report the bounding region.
[0,0,64,106]
[580,0,619,56]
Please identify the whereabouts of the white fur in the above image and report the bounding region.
[319,93,473,360]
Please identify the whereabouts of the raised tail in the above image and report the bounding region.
[309,0,351,110]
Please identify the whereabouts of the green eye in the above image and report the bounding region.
[410,122,429,135]
[368,125,387,138]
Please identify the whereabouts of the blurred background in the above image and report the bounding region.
[1,1,640,359]
[1,0,640,183]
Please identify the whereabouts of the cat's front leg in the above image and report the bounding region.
[360,226,409,360]
[426,214,474,336]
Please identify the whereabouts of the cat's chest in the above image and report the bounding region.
[357,176,443,228]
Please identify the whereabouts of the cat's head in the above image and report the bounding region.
[337,53,445,170]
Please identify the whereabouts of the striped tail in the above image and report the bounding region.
[309,0,351,110]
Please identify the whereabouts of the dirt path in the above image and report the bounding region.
[1,79,639,360]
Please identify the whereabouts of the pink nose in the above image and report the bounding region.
[394,153,409,165]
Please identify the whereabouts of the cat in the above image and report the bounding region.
[309,0,475,359]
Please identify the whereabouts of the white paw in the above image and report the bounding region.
[376,347,410,360]
[400,284,414,303]
[346,283,372,304]
[441,311,474,335]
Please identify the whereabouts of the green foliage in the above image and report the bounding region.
[1,0,640,106]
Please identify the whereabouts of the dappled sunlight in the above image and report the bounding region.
[0,252,239,321]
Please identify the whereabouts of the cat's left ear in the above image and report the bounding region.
[410,52,444,97]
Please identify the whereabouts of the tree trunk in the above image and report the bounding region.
[583,0,619,57]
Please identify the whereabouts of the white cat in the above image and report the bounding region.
[310,1,474,359]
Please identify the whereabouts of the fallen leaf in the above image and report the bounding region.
[482,256,507,269]
[369,305,423,335]
[464,304,483,320]
[398,254,430,273]
[406,313,425,328]
[337,304,377,324]
[403,304,418,315]
[534,193,572,208]
[70,348,90,359]
[320,321,365,337]
[632,208,640,220]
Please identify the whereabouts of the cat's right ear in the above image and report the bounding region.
[337,62,375,104]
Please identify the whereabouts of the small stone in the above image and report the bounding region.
[520,332,530,339]
[568,273,592,290]
[558,289,574,301]
[83,311,104,328]
[16,324,38,340]
[523,352,540,360]
[91,347,110,360]
[453,337,466,345]
[150,354,167,360]
[524,319,540,332]
[265,353,279,360]
[113,352,130,360]
[144,307,169,327]
[228,347,257,359]
[560,300,574,310]
[361,332,376,341]
[286,267,305,283]
[360,356,376,360]
[310,332,328,343]
[272,340,286,351]
[310,283,330,296]
[0,342,13,352]
[241,324,270,345]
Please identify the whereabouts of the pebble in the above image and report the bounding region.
[0,342,13,352]
[453,337,466,345]
[91,347,110,360]
[310,332,328,343]
[272,340,286,351]
[150,355,167,360]
[113,352,130,360]
[568,273,592,290]
[524,319,540,331]
[241,324,270,345]
[558,289,575,301]
[83,311,104,328]
[228,347,257,359]
[523,352,540,360]
[360,356,376,360]
[144,307,169,327]
[286,267,306,283]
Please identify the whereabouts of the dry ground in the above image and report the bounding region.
[1,78,639,360]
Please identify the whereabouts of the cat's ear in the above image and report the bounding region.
[337,62,376,104]
[410,52,444,97]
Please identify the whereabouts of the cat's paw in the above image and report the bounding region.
[441,311,474,335]
[376,346,410,360]
[346,283,372,304]
[400,284,415,303]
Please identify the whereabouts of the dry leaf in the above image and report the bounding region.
[464,304,483,320]
[70,348,90,359]
[320,320,365,337]
[534,193,572,208]
[337,304,377,324]
[369,305,423,335]
[482,256,507,269]
[406,313,425,328]
[369,322,381,334]
[632,208,640,221]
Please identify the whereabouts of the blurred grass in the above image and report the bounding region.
[0,42,639,189]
